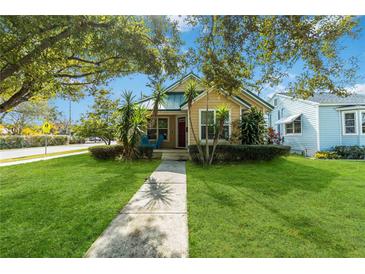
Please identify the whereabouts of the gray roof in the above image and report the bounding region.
[138,93,186,110]
[279,92,365,105]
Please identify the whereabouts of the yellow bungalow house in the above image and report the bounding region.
[137,72,273,149]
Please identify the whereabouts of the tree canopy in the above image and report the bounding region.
[189,16,361,98]
[0,16,184,112]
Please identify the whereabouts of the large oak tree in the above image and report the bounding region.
[0,16,184,113]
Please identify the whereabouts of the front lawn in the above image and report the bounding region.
[187,156,365,257]
[0,154,159,257]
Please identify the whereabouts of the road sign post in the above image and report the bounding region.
[42,122,51,156]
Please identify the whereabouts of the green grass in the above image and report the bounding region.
[187,156,365,257]
[0,154,160,257]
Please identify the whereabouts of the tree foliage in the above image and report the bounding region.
[2,100,61,135]
[0,16,185,112]
[190,16,360,98]
[74,90,119,145]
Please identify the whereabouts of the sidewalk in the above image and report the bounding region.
[85,160,188,258]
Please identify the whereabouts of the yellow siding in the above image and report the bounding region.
[189,90,247,145]
[168,76,204,93]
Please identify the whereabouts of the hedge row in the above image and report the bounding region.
[0,135,85,150]
[88,145,154,160]
[189,144,291,163]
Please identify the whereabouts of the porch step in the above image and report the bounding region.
[156,149,189,161]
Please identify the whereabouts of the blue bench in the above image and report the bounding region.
[140,134,164,149]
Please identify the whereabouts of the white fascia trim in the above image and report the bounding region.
[276,94,320,106]
[336,106,365,111]
[165,73,201,93]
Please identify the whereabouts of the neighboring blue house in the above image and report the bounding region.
[268,93,365,156]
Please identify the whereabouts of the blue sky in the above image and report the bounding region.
[53,16,365,122]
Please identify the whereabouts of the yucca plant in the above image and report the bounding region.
[117,91,148,159]
[147,76,167,128]
[240,107,266,145]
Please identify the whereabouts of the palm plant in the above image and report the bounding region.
[117,91,148,159]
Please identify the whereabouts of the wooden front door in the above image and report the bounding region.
[177,117,186,147]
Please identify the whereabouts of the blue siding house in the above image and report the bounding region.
[268,93,365,156]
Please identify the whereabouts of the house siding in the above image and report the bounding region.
[189,90,247,145]
[318,106,341,150]
[270,95,319,156]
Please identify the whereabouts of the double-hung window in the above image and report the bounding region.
[147,118,169,140]
[200,110,230,140]
[285,116,302,135]
[343,112,357,135]
[362,112,365,134]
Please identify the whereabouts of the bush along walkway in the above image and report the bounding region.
[85,160,188,258]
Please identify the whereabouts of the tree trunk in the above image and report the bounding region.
[187,102,204,163]
[205,89,209,164]
[209,120,224,165]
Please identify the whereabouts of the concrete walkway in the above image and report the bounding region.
[85,160,188,258]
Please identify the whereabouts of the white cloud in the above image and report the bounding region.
[348,83,365,95]
[168,15,192,32]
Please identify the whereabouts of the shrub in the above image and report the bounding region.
[69,136,86,144]
[138,146,154,159]
[88,145,124,160]
[314,151,340,159]
[189,144,291,163]
[0,135,69,149]
[333,146,365,159]
[267,127,283,145]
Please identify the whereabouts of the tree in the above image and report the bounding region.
[116,91,148,159]
[0,16,184,113]
[240,107,266,145]
[74,90,119,145]
[190,16,360,98]
[2,100,60,135]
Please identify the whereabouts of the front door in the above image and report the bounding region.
[177,117,186,147]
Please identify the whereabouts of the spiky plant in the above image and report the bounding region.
[240,107,266,145]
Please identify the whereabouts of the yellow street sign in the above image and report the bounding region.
[42,122,51,134]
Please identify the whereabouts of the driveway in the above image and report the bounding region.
[0,143,104,160]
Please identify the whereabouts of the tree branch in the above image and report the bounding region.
[0,80,34,113]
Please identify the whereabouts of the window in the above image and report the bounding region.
[274,99,278,106]
[362,112,365,134]
[343,112,357,135]
[147,118,169,140]
[200,110,215,140]
[200,110,230,140]
[285,116,302,135]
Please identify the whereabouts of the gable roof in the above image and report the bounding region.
[278,92,365,105]
[137,72,273,111]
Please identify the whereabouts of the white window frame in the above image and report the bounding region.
[147,117,170,141]
[198,109,231,141]
[342,111,357,136]
[361,111,365,135]
[284,116,302,136]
